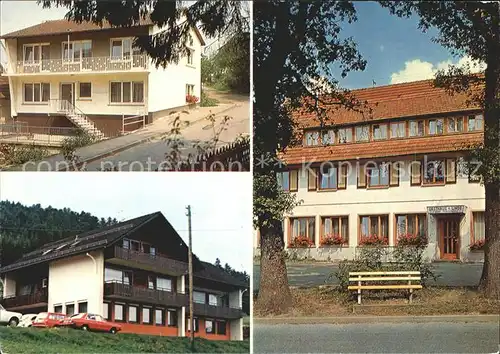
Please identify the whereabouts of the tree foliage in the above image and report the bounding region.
[38,0,248,69]
[380,0,500,300]
[253,1,366,314]
[0,200,117,267]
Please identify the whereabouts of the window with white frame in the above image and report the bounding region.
[337,128,353,143]
[467,114,484,132]
[23,83,50,103]
[23,44,50,63]
[373,124,388,140]
[110,81,144,103]
[429,119,444,135]
[355,125,369,142]
[187,49,194,65]
[62,41,92,62]
[409,120,425,137]
[390,122,406,138]
[472,212,485,242]
[186,84,195,96]
[110,38,140,60]
[321,129,335,145]
[448,116,464,133]
[305,131,319,146]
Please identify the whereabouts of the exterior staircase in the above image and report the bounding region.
[53,99,105,139]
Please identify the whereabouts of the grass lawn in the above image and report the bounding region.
[0,327,249,353]
[255,286,500,317]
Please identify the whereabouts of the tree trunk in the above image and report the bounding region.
[478,24,500,299]
[255,224,293,314]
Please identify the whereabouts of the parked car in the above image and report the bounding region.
[32,312,67,328]
[19,313,38,327]
[59,313,122,334]
[0,304,22,327]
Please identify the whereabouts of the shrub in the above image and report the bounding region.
[469,239,485,251]
[359,234,389,246]
[61,130,97,160]
[288,236,314,248]
[200,90,219,107]
[185,94,199,104]
[0,143,48,166]
[397,233,428,247]
[320,234,346,246]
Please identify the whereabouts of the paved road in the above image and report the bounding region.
[85,103,249,171]
[254,322,500,353]
[253,262,483,290]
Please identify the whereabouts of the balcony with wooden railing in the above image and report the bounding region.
[0,289,48,311]
[104,281,188,308]
[14,55,149,74]
[193,302,243,320]
[105,246,188,277]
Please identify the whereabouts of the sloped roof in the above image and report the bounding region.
[0,18,206,45]
[195,262,248,288]
[294,78,482,129]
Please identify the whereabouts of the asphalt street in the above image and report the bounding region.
[84,103,249,171]
[253,262,484,291]
[253,322,500,353]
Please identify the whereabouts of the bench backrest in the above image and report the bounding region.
[349,271,421,282]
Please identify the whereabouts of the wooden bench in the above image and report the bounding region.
[348,271,422,304]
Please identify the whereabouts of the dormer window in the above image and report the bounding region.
[337,128,352,144]
[467,114,483,132]
[373,124,388,140]
[428,119,444,135]
[304,131,319,146]
[355,125,369,142]
[321,130,335,145]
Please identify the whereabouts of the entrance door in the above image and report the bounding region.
[60,83,75,112]
[438,218,460,260]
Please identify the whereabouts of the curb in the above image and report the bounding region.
[56,103,239,171]
[253,314,500,325]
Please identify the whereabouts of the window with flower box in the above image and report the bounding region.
[289,217,315,247]
[428,119,444,135]
[373,124,388,140]
[304,131,319,146]
[395,214,427,245]
[467,114,483,132]
[409,120,425,137]
[359,215,389,245]
[390,122,406,138]
[321,216,348,246]
[277,170,298,192]
[355,125,369,142]
[337,127,353,143]
[447,117,464,133]
[470,212,485,250]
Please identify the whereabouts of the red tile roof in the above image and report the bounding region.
[294,78,482,129]
[1,18,206,45]
[281,132,483,165]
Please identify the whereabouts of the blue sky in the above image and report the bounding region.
[0,173,252,272]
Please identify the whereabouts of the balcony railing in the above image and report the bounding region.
[107,246,188,276]
[15,55,148,74]
[193,302,243,320]
[104,281,188,307]
[1,289,48,310]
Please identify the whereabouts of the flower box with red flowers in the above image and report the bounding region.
[359,234,389,246]
[469,239,485,251]
[397,233,428,247]
[185,94,199,104]
[288,236,314,248]
[320,234,346,246]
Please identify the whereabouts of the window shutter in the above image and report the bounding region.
[411,160,421,186]
[289,170,298,191]
[357,163,366,188]
[446,159,456,183]
[390,162,400,186]
[308,168,317,191]
[338,164,348,189]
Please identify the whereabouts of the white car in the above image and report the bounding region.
[19,313,38,327]
[0,304,22,327]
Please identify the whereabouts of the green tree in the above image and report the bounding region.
[380,0,500,299]
[253,1,366,314]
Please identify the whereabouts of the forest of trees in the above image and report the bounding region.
[0,201,118,266]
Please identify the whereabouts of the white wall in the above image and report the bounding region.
[48,250,104,315]
[147,27,202,113]
[230,318,243,341]
[177,274,186,336]
[12,73,148,117]
[258,154,485,262]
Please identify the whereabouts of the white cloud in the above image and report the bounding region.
[390,56,486,84]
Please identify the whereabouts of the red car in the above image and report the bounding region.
[59,313,122,334]
[32,312,67,328]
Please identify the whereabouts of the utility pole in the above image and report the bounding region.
[186,205,194,350]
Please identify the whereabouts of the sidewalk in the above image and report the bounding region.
[254,314,500,325]
[6,103,237,171]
